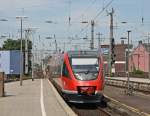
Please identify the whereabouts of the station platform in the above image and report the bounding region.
[106,77,150,83]
[0,79,76,116]
[104,85,150,115]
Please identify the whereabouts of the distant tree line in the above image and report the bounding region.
[1,39,32,50]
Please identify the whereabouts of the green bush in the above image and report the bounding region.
[133,69,144,75]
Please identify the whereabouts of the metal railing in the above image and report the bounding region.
[105,78,150,93]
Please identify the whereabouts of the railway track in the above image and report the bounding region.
[50,78,122,116]
[47,77,150,116]
[70,104,111,116]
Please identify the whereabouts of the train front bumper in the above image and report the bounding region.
[62,90,103,103]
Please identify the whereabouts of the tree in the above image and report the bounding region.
[2,39,32,51]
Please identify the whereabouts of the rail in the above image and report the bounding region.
[71,104,111,116]
[50,78,112,116]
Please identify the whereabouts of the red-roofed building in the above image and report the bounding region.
[129,41,150,76]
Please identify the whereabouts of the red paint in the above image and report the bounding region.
[129,44,150,72]
[60,52,104,92]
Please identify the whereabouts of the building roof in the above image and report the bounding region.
[101,43,129,61]
[101,44,129,49]
[143,43,150,53]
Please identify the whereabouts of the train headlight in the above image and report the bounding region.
[75,74,83,80]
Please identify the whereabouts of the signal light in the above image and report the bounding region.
[111,38,116,66]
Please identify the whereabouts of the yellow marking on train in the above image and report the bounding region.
[104,94,150,116]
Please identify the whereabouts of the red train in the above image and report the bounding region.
[47,50,105,103]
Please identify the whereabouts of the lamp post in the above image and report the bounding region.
[45,20,57,52]
[81,20,96,50]
[16,16,28,86]
[121,30,132,95]
[127,30,131,94]
[121,21,133,94]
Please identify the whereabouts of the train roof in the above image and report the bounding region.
[67,50,101,58]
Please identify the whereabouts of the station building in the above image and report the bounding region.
[101,40,129,76]
[129,41,150,77]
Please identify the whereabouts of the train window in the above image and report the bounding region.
[62,63,69,77]
[71,58,99,81]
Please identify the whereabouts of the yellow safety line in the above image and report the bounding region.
[135,91,150,98]
[104,94,150,116]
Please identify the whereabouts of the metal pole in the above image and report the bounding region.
[149,53,150,80]
[98,32,100,49]
[54,40,57,52]
[91,20,94,50]
[0,72,5,97]
[20,18,23,86]
[16,16,28,86]
[127,30,131,94]
[25,30,29,74]
[31,54,34,81]
[97,32,102,50]
[148,36,150,80]
[109,8,114,76]
[54,34,57,52]
[38,35,41,65]
[32,33,34,81]
[64,42,66,52]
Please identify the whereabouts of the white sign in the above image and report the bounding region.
[72,58,98,65]
[112,68,115,73]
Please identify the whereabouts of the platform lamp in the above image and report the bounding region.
[16,16,28,86]
[120,30,132,95]
[0,19,8,22]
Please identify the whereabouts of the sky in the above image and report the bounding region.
[0,0,150,51]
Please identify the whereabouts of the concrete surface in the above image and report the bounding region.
[106,77,150,83]
[0,79,69,116]
[104,85,150,114]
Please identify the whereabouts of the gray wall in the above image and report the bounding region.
[10,51,23,74]
[0,50,23,75]
[0,51,10,74]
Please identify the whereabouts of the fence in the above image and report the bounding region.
[105,78,150,93]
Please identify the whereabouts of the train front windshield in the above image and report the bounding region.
[71,58,99,81]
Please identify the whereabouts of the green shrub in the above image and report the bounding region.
[133,69,144,75]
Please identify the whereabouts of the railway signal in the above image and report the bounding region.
[111,38,116,66]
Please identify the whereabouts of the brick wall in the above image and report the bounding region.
[101,43,127,76]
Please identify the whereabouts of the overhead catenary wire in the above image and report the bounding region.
[67,0,98,43]
[73,0,97,21]
[68,0,71,26]
[75,0,114,37]
[141,0,144,24]
[93,0,114,20]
